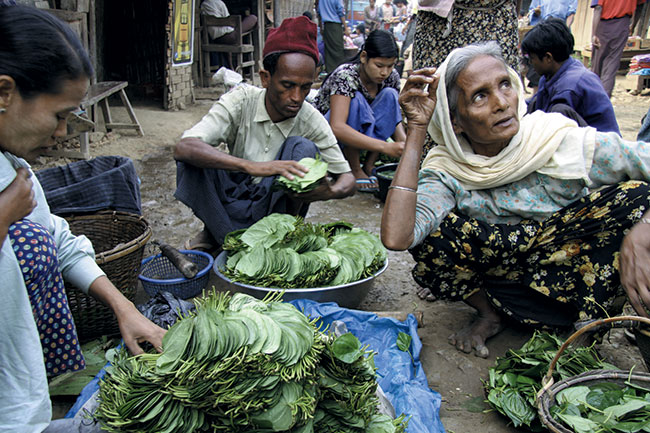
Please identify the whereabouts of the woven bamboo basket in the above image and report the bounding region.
[64,211,152,341]
[537,316,650,433]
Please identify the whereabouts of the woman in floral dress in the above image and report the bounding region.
[313,30,406,192]
[382,42,650,359]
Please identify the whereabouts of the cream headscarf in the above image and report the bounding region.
[422,45,596,191]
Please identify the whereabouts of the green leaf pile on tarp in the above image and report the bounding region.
[222,214,387,288]
[484,331,617,431]
[96,290,408,433]
[276,156,329,193]
[551,382,650,433]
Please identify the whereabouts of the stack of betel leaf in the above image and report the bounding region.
[276,156,328,193]
[483,331,617,431]
[222,214,387,288]
[95,291,408,433]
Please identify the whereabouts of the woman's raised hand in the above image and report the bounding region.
[0,168,36,226]
[399,68,439,129]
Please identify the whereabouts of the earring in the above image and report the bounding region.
[0,108,5,114]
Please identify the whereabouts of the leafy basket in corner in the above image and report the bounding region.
[64,211,152,342]
[536,316,650,433]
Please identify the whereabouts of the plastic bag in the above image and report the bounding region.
[211,66,243,91]
[136,291,196,329]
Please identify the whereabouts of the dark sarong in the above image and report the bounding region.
[322,21,345,73]
[35,155,141,216]
[174,136,319,244]
[591,15,630,97]
[409,181,650,328]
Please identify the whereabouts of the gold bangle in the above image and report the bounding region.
[388,185,417,193]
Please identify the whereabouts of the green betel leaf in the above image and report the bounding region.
[396,332,412,352]
[556,413,599,433]
[331,333,363,364]
[557,386,591,407]
[604,397,650,419]
[587,388,623,411]
[240,213,297,249]
[277,156,329,193]
[500,388,536,427]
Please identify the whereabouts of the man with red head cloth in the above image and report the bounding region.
[174,16,355,254]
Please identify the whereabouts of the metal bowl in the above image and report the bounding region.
[212,251,388,309]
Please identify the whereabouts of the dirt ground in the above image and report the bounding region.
[41,76,650,432]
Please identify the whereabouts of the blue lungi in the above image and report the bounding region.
[326,87,402,144]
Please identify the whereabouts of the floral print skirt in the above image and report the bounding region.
[413,0,520,71]
[413,0,521,160]
[409,181,650,329]
[9,220,85,377]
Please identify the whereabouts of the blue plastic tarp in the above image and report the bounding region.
[67,300,445,433]
[291,300,445,433]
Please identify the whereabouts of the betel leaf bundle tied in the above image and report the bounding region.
[95,291,408,433]
[276,156,328,193]
[222,214,387,288]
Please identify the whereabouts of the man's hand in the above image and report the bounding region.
[384,140,405,158]
[592,35,601,49]
[290,177,334,203]
[399,68,439,129]
[0,168,36,227]
[620,222,650,317]
[246,160,309,180]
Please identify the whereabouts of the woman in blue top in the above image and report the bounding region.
[313,29,406,192]
[382,41,650,358]
[0,6,165,432]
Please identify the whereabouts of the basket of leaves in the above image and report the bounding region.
[536,316,650,433]
[484,330,616,430]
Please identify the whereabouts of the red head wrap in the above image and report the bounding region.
[262,16,319,64]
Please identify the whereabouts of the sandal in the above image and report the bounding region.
[356,177,379,193]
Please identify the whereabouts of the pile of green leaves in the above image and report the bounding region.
[484,331,617,431]
[315,333,407,432]
[222,214,387,288]
[276,157,328,193]
[95,290,407,433]
[551,382,650,433]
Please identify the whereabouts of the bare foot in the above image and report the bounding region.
[416,286,436,302]
[185,229,220,254]
[448,315,504,358]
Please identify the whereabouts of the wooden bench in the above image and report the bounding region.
[43,81,144,159]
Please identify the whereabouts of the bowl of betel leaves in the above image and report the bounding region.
[212,214,388,309]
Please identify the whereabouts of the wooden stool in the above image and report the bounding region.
[43,81,144,159]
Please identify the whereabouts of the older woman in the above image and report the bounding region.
[0,6,165,431]
[382,41,650,358]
